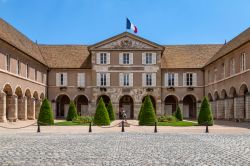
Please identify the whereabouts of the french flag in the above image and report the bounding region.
[126,18,138,33]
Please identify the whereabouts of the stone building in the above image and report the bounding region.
[0,18,249,122]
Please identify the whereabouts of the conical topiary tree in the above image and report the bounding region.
[138,102,144,120]
[38,98,54,125]
[174,105,183,121]
[107,101,115,121]
[94,97,110,126]
[66,101,78,121]
[139,96,157,126]
[198,97,213,126]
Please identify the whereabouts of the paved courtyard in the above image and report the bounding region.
[0,131,250,166]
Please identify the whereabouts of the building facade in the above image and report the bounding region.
[0,18,249,122]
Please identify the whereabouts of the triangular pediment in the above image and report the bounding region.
[89,32,164,51]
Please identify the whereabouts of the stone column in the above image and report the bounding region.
[18,97,27,120]
[7,95,18,122]
[234,96,244,120]
[27,98,35,120]
[224,98,234,120]
[216,100,224,119]
[35,100,41,119]
[0,92,7,122]
[246,93,250,121]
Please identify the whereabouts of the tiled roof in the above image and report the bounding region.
[39,45,91,68]
[161,44,222,68]
[0,18,47,65]
[205,27,250,66]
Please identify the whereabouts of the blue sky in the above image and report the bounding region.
[0,0,250,45]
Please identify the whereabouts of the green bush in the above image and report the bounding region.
[107,101,115,121]
[158,115,177,122]
[139,96,157,126]
[198,97,213,126]
[72,116,94,124]
[38,98,54,125]
[66,101,78,121]
[94,97,110,126]
[174,105,183,121]
[138,102,144,120]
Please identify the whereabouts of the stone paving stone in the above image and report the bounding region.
[0,133,249,166]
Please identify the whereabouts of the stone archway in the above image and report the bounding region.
[213,91,220,119]
[164,95,178,115]
[229,87,237,119]
[74,95,89,116]
[119,95,134,119]
[15,87,24,120]
[142,95,156,112]
[97,95,110,107]
[239,84,248,119]
[25,89,35,120]
[56,94,70,118]
[3,84,15,121]
[33,91,40,119]
[183,95,197,119]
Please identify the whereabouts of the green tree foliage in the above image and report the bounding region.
[66,101,78,121]
[107,101,115,121]
[139,96,157,126]
[198,97,214,126]
[138,102,144,120]
[174,105,183,121]
[94,97,110,126]
[38,98,54,125]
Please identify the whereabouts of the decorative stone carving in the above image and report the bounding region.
[98,37,154,49]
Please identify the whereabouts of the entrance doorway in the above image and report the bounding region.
[119,95,134,119]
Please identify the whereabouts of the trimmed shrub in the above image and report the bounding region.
[139,96,157,126]
[138,102,144,120]
[38,98,54,125]
[66,101,78,121]
[174,105,183,121]
[94,97,110,126]
[198,97,214,126]
[107,101,115,121]
[72,116,94,124]
[158,115,177,122]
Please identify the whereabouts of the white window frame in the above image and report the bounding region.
[77,73,85,87]
[146,53,153,64]
[17,60,21,75]
[100,73,107,86]
[100,53,107,64]
[123,73,129,86]
[240,53,246,71]
[214,68,217,82]
[186,73,193,86]
[26,64,29,78]
[6,54,10,71]
[60,73,64,86]
[168,73,175,86]
[123,53,130,64]
[146,74,152,86]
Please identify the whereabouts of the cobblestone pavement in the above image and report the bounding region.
[0,132,249,166]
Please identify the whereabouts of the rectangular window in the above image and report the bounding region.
[214,68,217,82]
[100,73,107,86]
[230,58,235,75]
[123,73,129,86]
[78,73,85,87]
[60,73,64,86]
[186,73,193,86]
[35,70,37,81]
[146,74,152,86]
[241,53,246,71]
[168,73,175,86]
[123,53,130,64]
[146,53,152,64]
[17,60,21,75]
[208,70,210,83]
[41,73,44,83]
[100,53,107,64]
[26,64,29,78]
[222,63,225,78]
[6,55,10,71]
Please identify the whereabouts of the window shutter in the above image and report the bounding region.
[96,73,100,86]
[107,53,110,64]
[77,73,80,87]
[142,73,146,86]
[174,73,178,86]
[152,53,157,64]
[106,73,110,86]
[129,53,133,64]
[152,73,156,86]
[63,73,67,86]
[183,73,186,86]
[142,53,146,64]
[56,73,60,86]
[119,53,123,64]
[119,73,123,86]
[96,53,100,64]
[82,73,85,87]
[129,73,133,86]
[193,73,197,86]
[165,73,168,87]
[78,73,85,87]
